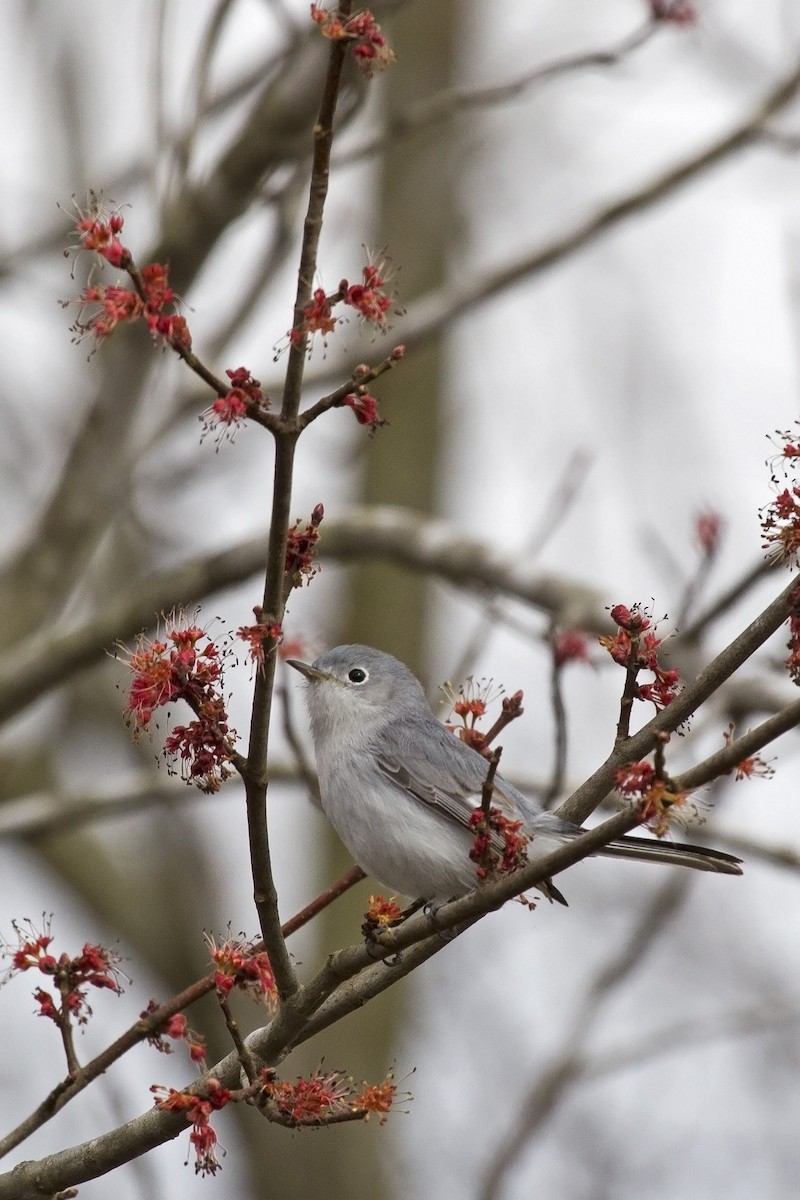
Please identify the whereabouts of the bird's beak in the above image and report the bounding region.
[286,658,329,682]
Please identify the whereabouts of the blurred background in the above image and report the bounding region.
[2,1,800,1197]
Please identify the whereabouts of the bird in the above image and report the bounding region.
[288,645,742,904]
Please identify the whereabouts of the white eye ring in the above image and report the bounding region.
[347,667,369,684]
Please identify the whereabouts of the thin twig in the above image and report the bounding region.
[218,994,257,1084]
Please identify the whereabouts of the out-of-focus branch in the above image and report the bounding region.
[479,873,689,1200]
[0,506,607,726]
[254,56,800,399]
[334,21,657,167]
[0,31,367,643]
[4,507,798,730]
[711,829,800,876]
[679,557,778,643]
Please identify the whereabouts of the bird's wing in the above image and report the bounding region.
[373,717,533,834]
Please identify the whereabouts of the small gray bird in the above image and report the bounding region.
[288,645,742,903]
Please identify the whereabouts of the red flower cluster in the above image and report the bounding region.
[204,366,267,433]
[787,586,800,683]
[259,1066,399,1126]
[600,604,681,711]
[291,288,338,346]
[285,504,324,584]
[124,623,235,793]
[237,620,283,665]
[362,894,404,935]
[468,806,529,880]
[310,6,396,75]
[261,1066,350,1124]
[73,254,190,351]
[289,259,397,351]
[614,761,656,796]
[343,390,386,434]
[353,1079,398,1125]
[206,933,277,1007]
[443,675,505,753]
[141,1001,207,1065]
[70,200,192,351]
[2,918,123,1028]
[553,629,591,668]
[152,1079,231,1176]
[343,261,394,328]
[614,762,690,838]
[75,206,129,267]
[761,487,800,564]
[695,509,723,557]
[721,726,775,781]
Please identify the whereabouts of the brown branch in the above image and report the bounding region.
[679,556,778,644]
[218,994,257,1085]
[480,749,502,817]
[241,5,354,998]
[0,860,366,1162]
[297,347,404,428]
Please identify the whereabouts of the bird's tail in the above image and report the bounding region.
[598,835,742,875]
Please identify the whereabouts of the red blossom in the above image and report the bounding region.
[695,509,723,557]
[154,312,191,351]
[637,782,691,838]
[75,208,130,268]
[353,1078,398,1124]
[122,622,235,792]
[722,725,775,780]
[205,390,249,431]
[343,390,387,434]
[761,487,800,563]
[66,208,194,354]
[468,807,529,879]
[553,629,590,667]
[362,895,404,936]
[2,919,124,1028]
[598,628,632,667]
[310,6,396,75]
[285,504,324,584]
[142,1002,207,1064]
[292,287,338,344]
[73,283,143,340]
[206,933,277,1007]
[152,1080,230,1176]
[260,1067,350,1124]
[601,606,681,711]
[609,604,651,633]
[237,621,283,665]
[615,761,656,796]
[343,260,395,327]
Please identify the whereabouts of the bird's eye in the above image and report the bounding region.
[348,667,368,684]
